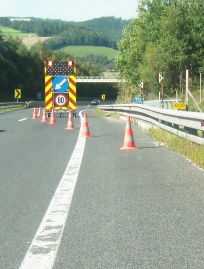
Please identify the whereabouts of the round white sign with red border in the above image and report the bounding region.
[54,93,68,107]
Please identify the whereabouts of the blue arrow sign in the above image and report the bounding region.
[53,76,69,93]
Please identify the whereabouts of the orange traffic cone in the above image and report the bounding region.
[41,109,48,123]
[120,116,137,150]
[65,111,75,130]
[32,107,38,119]
[37,106,42,116]
[80,112,91,137]
[48,108,56,125]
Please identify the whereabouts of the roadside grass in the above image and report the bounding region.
[0,106,26,113]
[96,108,204,170]
[95,108,120,118]
[148,128,204,170]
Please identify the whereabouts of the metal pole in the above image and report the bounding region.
[161,81,164,108]
[162,82,164,101]
[200,73,202,103]
[186,69,189,106]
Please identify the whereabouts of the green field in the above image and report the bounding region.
[0,26,33,37]
[60,46,118,60]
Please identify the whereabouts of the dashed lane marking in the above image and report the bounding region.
[18,118,28,121]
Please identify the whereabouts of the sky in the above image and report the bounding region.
[0,0,138,22]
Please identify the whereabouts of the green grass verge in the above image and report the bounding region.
[0,106,26,112]
[95,108,121,118]
[148,128,204,169]
[96,109,204,170]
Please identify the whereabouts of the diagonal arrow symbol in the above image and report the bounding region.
[55,78,67,90]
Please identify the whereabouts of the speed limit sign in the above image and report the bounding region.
[54,93,68,107]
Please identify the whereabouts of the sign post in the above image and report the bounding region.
[186,69,189,106]
[159,73,164,108]
[200,72,202,103]
[138,82,143,98]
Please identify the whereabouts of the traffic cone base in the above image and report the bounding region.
[120,116,137,150]
[37,106,42,116]
[32,107,38,119]
[48,108,56,124]
[80,112,91,137]
[41,109,48,123]
[65,111,75,130]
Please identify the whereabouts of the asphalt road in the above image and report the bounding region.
[0,107,204,269]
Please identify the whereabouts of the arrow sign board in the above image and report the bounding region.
[15,89,21,99]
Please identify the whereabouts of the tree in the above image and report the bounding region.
[115,0,204,101]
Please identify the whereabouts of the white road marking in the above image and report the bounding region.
[19,135,86,269]
[18,118,28,121]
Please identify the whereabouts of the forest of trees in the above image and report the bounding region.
[0,32,106,101]
[0,16,130,48]
[115,0,204,103]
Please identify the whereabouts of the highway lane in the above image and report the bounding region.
[52,113,204,269]
[1,107,204,268]
[0,108,82,268]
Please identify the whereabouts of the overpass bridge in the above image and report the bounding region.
[76,76,126,83]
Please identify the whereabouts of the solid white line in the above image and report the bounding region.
[19,136,86,269]
[18,118,28,121]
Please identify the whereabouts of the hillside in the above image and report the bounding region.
[0,16,130,44]
[0,17,122,71]
[73,17,130,42]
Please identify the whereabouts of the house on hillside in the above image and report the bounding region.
[10,18,31,22]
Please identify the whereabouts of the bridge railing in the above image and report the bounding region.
[98,103,204,145]
[76,76,126,82]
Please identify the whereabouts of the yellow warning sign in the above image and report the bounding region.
[173,102,186,110]
[15,89,21,99]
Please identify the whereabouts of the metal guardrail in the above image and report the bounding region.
[1,101,204,145]
[0,101,46,110]
[98,103,204,145]
[0,102,26,110]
